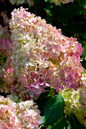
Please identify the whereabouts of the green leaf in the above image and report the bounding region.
[44,94,64,125]
[36,91,51,116]
[70,114,86,129]
[51,117,65,129]
[44,8,52,16]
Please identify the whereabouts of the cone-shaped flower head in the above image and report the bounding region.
[9,7,83,99]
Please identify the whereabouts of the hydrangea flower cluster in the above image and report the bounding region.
[0,96,20,129]
[51,0,73,6]
[0,96,42,129]
[60,88,80,114]
[0,64,14,93]
[60,74,86,127]
[9,0,34,6]
[9,7,83,99]
[0,25,13,93]
[0,25,12,64]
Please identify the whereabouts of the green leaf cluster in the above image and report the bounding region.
[37,92,86,129]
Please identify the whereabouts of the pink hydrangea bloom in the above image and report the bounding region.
[0,96,42,129]
[0,25,12,58]
[0,96,20,129]
[16,100,42,129]
[0,56,14,93]
[9,7,83,99]
[0,25,13,93]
